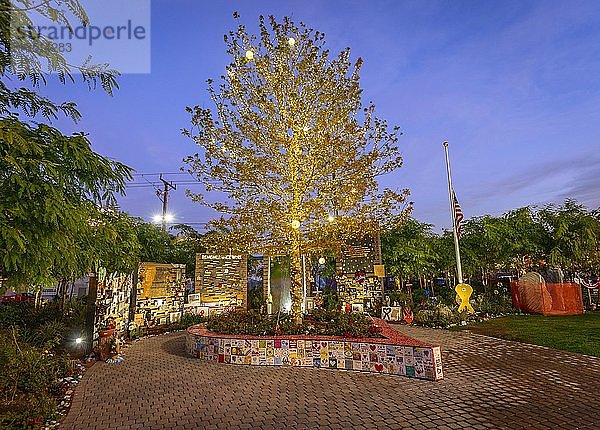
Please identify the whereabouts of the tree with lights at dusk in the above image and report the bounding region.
[184,14,410,322]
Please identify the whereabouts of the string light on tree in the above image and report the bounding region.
[183,13,410,322]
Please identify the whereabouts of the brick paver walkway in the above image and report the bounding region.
[61,325,600,429]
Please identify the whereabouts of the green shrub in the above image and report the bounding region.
[27,320,70,350]
[205,310,382,338]
[321,286,340,311]
[248,286,265,310]
[0,331,69,428]
[0,302,35,330]
[178,312,208,329]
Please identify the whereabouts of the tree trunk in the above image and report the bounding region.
[290,234,303,324]
[59,278,67,313]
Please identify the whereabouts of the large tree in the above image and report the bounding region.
[537,199,600,275]
[184,15,409,321]
[381,217,436,288]
[0,0,131,290]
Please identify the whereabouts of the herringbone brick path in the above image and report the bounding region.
[60,325,600,429]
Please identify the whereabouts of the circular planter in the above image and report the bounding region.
[186,318,444,381]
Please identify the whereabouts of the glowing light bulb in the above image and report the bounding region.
[318,257,326,265]
[291,220,301,229]
[245,50,254,60]
[288,37,295,46]
[75,337,83,344]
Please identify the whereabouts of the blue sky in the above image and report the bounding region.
[45,0,600,231]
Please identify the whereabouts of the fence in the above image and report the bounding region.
[511,277,583,316]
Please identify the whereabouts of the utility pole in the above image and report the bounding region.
[159,174,177,232]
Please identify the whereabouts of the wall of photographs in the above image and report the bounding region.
[335,232,384,310]
[195,254,248,309]
[93,269,133,341]
[132,262,186,327]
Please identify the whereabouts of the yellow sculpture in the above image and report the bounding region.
[455,283,474,313]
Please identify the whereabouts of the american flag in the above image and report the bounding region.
[452,189,464,240]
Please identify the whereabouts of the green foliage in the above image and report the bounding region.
[321,286,340,311]
[474,289,515,316]
[537,199,600,273]
[0,0,133,290]
[0,300,86,351]
[178,312,207,329]
[131,221,205,277]
[206,310,382,338]
[0,118,133,288]
[1,0,119,107]
[413,303,466,328]
[382,217,437,282]
[308,309,382,337]
[381,199,600,287]
[248,286,265,310]
[0,331,70,428]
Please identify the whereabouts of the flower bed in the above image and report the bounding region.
[206,310,383,338]
[186,318,444,381]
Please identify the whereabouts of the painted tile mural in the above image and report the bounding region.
[186,333,444,381]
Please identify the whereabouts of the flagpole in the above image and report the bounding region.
[443,141,463,284]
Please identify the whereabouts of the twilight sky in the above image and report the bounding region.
[46,0,600,231]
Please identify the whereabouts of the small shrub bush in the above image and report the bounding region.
[205,310,382,338]
[178,312,208,329]
[0,331,69,428]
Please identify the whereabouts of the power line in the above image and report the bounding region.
[132,172,189,176]
[138,174,164,202]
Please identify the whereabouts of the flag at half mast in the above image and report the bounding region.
[452,189,464,240]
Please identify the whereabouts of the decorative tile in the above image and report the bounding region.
[187,321,443,381]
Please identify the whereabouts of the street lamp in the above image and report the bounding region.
[152,213,174,229]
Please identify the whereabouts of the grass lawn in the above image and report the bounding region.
[454,312,600,357]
